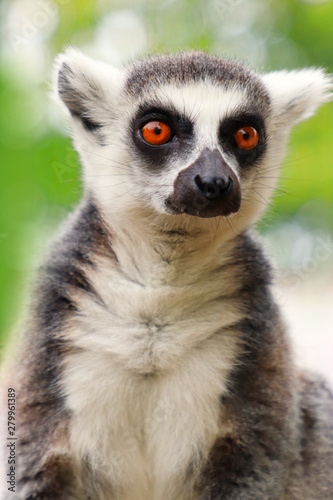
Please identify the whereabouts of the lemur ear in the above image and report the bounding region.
[54,48,123,132]
[262,69,332,127]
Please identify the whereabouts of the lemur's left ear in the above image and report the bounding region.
[54,47,124,132]
[262,69,332,127]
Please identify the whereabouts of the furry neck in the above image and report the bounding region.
[98,197,244,287]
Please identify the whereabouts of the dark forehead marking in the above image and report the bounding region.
[125,51,270,110]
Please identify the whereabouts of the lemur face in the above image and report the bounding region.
[56,50,331,230]
[128,78,267,219]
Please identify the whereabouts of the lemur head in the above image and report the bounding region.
[55,49,331,234]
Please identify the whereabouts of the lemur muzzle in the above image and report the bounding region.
[169,148,241,218]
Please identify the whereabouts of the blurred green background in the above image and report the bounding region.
[0,0,333,350]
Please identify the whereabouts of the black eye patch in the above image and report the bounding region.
[130,104,194,171]
[218,111,267,168]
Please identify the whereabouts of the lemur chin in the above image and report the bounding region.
[1,49,332,500]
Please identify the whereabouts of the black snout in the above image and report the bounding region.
[166,148,241,218]
[194,173,233,200]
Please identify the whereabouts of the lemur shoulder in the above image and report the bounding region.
[1,50,333,500]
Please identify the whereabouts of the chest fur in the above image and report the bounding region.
[61,257,242,499]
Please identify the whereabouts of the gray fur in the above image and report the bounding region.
[125,52,270,109]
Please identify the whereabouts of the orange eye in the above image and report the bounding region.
[234,126,259,150]
[141,121,172,145]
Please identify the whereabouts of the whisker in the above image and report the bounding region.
[96,185,138,201]
[250,188,273,209]
[257,176,295,181]
[81,149,132,170]
[85,172,135,178]
[225,215,238,235]
[93,164,132,172]
[254,182,291,197]
[214,216,222,239]
[92,181,133,189]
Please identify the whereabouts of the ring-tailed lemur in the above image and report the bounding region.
[1,49,333,500]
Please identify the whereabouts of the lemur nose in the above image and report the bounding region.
[194,174,233,200]
[167,148,241,218]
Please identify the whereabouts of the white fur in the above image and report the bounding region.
[261,68,332,126]
[62,233,244,499]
